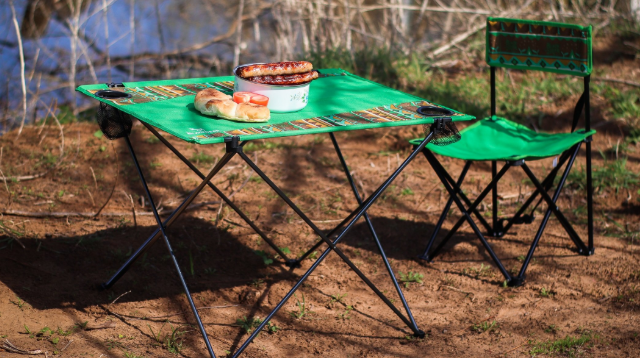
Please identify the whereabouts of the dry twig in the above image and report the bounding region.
[1,339,42,355]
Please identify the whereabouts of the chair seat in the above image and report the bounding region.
[410,117,595,161]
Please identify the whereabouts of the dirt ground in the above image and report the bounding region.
[0,106,638,358]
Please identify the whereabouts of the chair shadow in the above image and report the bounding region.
[336,215,589,279]
[0,217,284,311]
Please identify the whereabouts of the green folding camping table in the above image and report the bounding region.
[77,69,474,357]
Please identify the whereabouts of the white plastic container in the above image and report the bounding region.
[233,63,310,113]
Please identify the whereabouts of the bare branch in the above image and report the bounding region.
[9,0,27,140]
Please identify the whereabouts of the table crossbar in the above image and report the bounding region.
[102,122,442,357]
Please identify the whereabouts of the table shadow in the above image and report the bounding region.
[0,217,285,310]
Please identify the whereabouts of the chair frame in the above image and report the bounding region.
[416,66,594,287]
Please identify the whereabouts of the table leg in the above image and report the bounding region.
[328,132,421,333]
[141,122,292,264]
[231,133,435,357]
[124,136,223,358]
[101,138,237,290]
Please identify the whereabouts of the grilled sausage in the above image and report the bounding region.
[245,71,319,85]
[237,61,313,78]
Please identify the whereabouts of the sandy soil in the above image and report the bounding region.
[0,110,638,358]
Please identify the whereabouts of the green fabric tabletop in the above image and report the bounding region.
[77,69,474,145]
[409,117,595,161]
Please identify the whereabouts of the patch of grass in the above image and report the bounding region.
[473,320,499,333]
[568,155,639,194]
[124,352,145,358]
[463,263,494,278]
[266,321,280,334]
[147,321,185,354]
[236,316,278,335]
[190,152,215,165]
[249,176,263,184]
[243,141,292,152]
[545,324,561,334]
[274,247,291,259]
[599,86,640,127]
[529,331,596,357]
[540,287,555,298]
[337,305,354,320]
[290,293,311,319]
[145,136,160,144]
[326,293,347,308]
[236,316,263,334]
[305,46,404,87]
[10,296,27,310]
[400,187,414,196]
[398,271,423,288]
[254,250,273,266]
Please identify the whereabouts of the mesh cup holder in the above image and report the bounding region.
[97,102,132,140]
[417,106,461,146]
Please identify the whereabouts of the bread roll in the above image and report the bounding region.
[194,88,270,123]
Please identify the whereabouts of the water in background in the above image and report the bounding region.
[0,0,282,128]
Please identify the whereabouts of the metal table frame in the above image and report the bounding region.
[101,118,449,357]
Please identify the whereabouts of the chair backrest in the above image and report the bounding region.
[486,17,592,77]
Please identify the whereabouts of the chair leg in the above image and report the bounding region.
[492,160,501,236]
[586,140,595,254]
[521,160,589,254]
[418,160,471,261]
[424,152,492,233]
[424,156,511,262]
[500,150,573,236]
[433,158,513,283]
[514,144,583,282]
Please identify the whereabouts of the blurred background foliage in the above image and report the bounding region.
[0,0,638,132]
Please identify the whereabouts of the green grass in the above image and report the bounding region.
[463,263,494,278]
[529,331,596,357]
[10,296,27,310]
[290,293,311,319]
[568,155,639,194]
[253,250,273,266]
[540,287,555,298]
[236,316,263,334]
[147,321,185,354]
[145,136,160,144]
[307,44,640,132]
[305,46,404,87]
[189,152,215,165]
[337,305,354,320]
[398,271,424,288]
[472,320,499,333]
[243,141,293,152]
[327,293,347,307]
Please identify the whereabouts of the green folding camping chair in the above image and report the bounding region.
[410,17,595,286]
